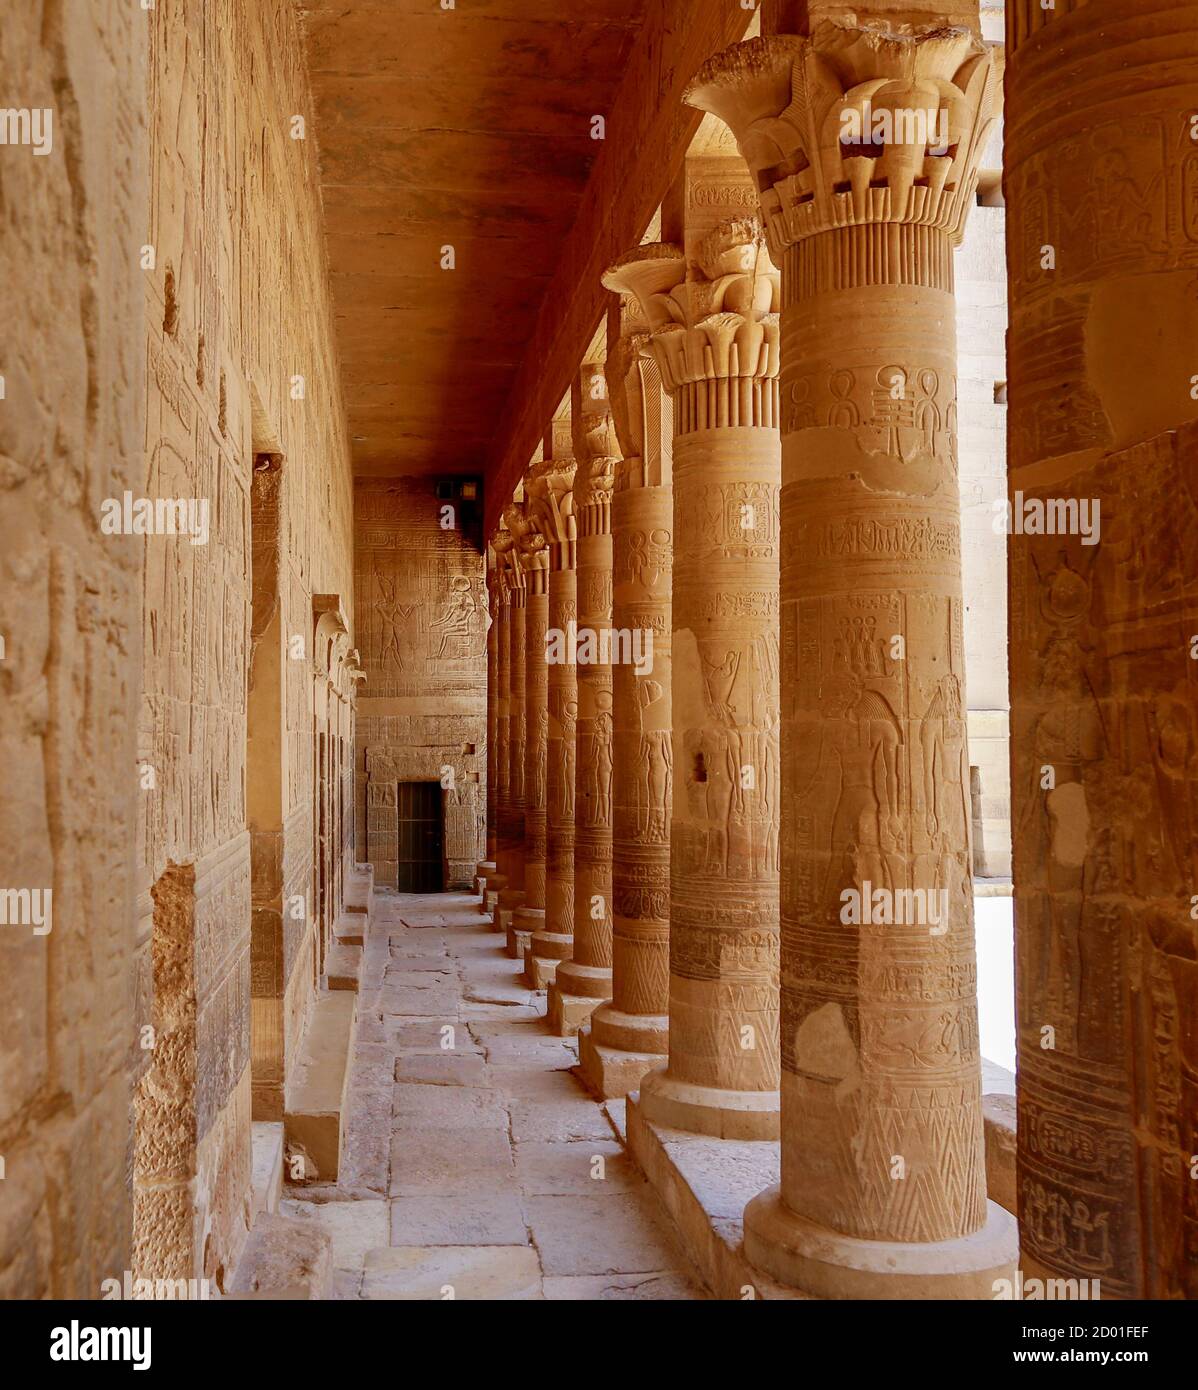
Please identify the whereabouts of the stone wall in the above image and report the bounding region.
[0,0,147,1299]
[135,0,354,1289]
[354,479,487,890]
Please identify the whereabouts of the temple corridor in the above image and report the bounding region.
[279,889,706,1300]
[2,0,1196,1328]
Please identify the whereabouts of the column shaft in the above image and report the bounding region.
[1005,0,1198,1299]
[651,418,781,1137]
[476,560,505,913]
[778,231,984,1243]
[581,481,673,1093]
[507,587,527,886]
[513,550,549,956]
[527,543,577,986]
[550,495,615,1033]
[494,582,512,879]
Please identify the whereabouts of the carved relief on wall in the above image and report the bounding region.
[1011,425,1198,1296]
[355,479,487,700]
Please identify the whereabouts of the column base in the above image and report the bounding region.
[521,931,572,990]
[589,1003,668,1056]
[743,1189,1019,1301]
[522,951,564,992]
[496,850,525,903]
[578,1021,667,1099]
[546,984,604,1038]
[496,887,525,935]
[550,960,611,1001]
[638,1068,779,1141]
[474,862,504,916]
[509,906,543,961]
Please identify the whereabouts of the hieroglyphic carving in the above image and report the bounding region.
[1010,434,1198,1297]
[356,480,487,700]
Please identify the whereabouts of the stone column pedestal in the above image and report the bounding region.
[688,18,1017,1295]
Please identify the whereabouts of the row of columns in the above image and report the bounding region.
[479,0,1197,1300]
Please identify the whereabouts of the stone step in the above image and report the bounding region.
[333,911,365,947]
[344,863,374,919]
[250,1121,285,1219]
[284,989,357,1182]
[226,1212,333,1300]
[324,940,362,991]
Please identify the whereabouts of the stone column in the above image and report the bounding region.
[477,545,505,914]
[523,434,577,990]
[688,16,1016,1296]
[621,207,783,1141]
[512,502,550,960]
[492,525,514,898]
[494,524,526,932]
[580,281,675,1097]
[549,365,619,1035]
[1001,0,1198,1299]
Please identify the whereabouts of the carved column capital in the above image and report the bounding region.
[572,364,618,537]
[600,275,673,492]
[492,523,522,600]
[607,226,780,401]
[685,21,997,258]
[524,454,577,569]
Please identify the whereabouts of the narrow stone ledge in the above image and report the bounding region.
[226,1212,333,1301]
[333,911,365,947]
[324,941,362,991]
[285,990,358,1181]
[251,1121,285,1220]
[625,1095,807,1300]
[344,863,375,919]
[983,1093,1017,1217]
[627,1087,1020,1298]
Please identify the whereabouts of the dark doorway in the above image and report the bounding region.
[396,782,443,892]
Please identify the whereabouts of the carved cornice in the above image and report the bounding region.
[684,22,997,258]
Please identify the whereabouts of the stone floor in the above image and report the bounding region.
[282,889,707,1300]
